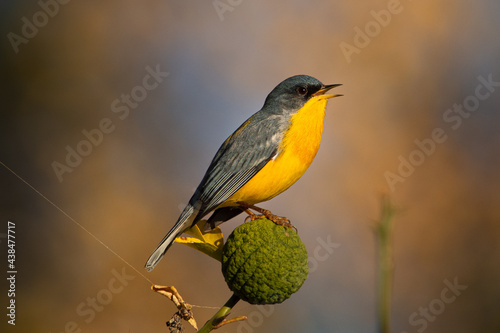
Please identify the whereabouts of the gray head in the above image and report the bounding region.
[263,75,339,113]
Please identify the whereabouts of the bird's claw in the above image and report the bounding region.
[239,202,296,231]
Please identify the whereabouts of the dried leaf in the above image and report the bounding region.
[152,285,198,331]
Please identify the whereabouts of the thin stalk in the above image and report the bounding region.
[375,196,396,333]
[198,294,241,333]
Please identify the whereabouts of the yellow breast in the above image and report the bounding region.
[222,95,329,206]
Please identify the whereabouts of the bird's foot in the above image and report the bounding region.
[237,202,296,231]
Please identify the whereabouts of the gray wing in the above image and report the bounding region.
[190,112,286,220]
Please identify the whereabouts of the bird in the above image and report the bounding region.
[145,74,342,271]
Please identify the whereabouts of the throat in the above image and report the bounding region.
[279,97,327,165]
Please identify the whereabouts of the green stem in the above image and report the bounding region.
[376,196,396,333]
[198,294,241,333]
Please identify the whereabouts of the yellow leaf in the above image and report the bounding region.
[175,220,224,261]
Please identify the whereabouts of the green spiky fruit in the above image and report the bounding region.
[221,218,309,304]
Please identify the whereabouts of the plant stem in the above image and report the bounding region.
[198,294,241,333]
[376,195,396,333]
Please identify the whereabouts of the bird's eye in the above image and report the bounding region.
[296,86,307,96]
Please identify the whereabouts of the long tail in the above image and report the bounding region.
[145,204,197,271]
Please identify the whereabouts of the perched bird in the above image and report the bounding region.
[145,75,342,271]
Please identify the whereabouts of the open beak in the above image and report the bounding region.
[313,84,343,99]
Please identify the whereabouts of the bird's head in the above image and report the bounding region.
[263,75,342,113]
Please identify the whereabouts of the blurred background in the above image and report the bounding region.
[1,0,499,332]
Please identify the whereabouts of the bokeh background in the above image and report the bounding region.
[1,1,499,332]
